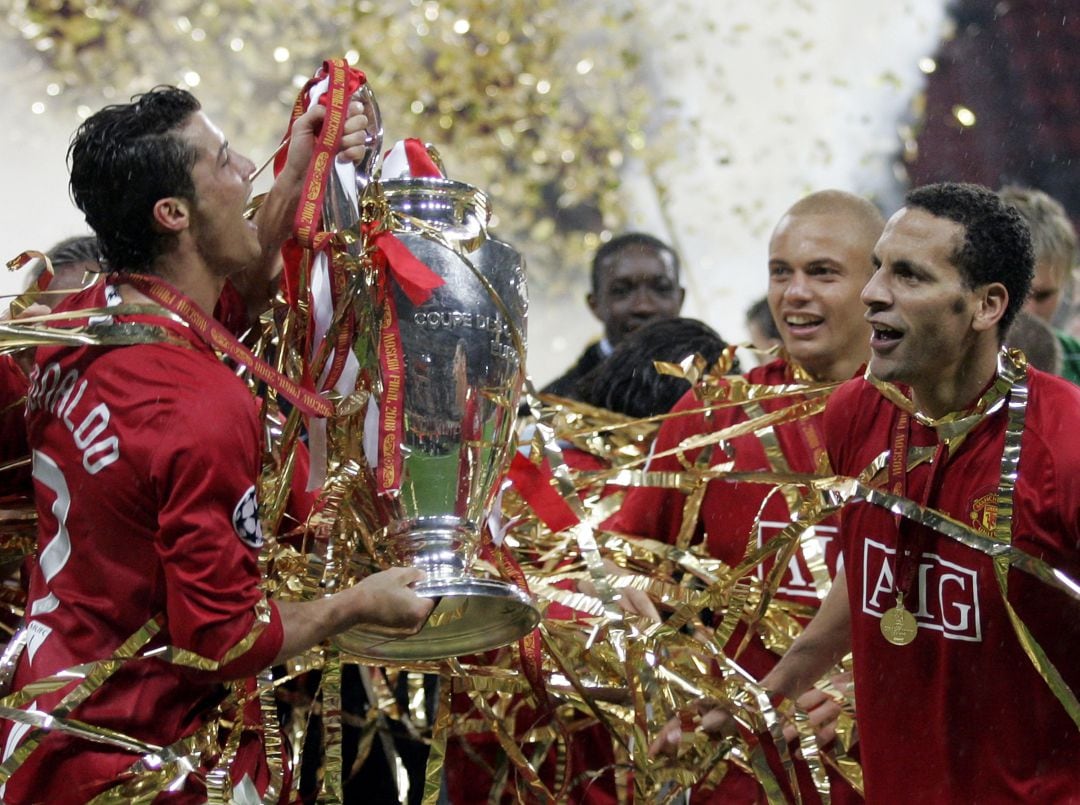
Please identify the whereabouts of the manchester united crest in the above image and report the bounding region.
[968,490,998,535]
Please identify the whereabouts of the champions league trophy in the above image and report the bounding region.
[319,83,539,661]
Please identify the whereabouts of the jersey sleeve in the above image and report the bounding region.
[149,363,283,680]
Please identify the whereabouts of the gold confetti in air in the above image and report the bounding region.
[4,0,662,297]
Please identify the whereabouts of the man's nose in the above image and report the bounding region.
[783,272,812,302]
[239,152,258,182]
[628,284,662,312]
[860,269,888,308]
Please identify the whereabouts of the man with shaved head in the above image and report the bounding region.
[609,190,883,803]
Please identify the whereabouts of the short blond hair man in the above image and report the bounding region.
[999,185,1080,383]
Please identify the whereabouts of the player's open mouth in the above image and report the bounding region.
[784,313,824,334]
[871,323,903,345]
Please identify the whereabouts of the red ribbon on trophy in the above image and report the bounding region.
[382,137,444,179]
[363,221,447,494]
[276,59,447,492]
[362,141,446,493]
[276,59,362,254]
[276,58,363,409]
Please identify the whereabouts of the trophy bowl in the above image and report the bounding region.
[334,519,539,661]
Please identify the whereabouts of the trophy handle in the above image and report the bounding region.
[352,82,383,191]
[322,82,384,246]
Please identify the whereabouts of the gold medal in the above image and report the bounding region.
[880,595,918,646]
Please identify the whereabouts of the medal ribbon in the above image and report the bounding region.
[316,253,355,393]
[125,274,333,418]
[275,58,364,399]
[886,409,948,614]
[276,58,361,253]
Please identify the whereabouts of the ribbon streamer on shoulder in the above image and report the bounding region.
[124,274,332,418]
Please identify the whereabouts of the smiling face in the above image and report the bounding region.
[588,246,684,346]
[766,211,877,381]
[863,206,1006,416]
[178,111,259,277]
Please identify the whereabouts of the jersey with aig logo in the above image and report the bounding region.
[824,371,1080,804]
[608,358,857,805]
[1,283,285,804]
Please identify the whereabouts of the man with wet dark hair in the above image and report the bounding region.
[657,182,1080,802]
[0,86,433,802]
[542,232,685,400]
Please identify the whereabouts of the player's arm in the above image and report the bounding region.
[231,99,374,319]
[271,567,434,665]
[759,565,851,696]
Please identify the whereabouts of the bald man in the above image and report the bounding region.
[608,190,884,804]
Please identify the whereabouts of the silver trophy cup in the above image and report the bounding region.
[331,175,539,661]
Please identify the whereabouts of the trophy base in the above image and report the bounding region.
[333,576,540,661]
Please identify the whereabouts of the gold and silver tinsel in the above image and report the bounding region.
[6,289,1080,802]
[3,0,655,295]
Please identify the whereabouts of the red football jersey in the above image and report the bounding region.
[609,359,841,611]
[825,370,1080,803]
[0,283,285,803]
[608,359,856,804]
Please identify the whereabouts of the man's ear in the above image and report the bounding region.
[586,290,600,318]
[151,197,191,234]
[973,282,1007,333]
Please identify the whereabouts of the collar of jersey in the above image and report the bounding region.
[865,348,1028,444]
